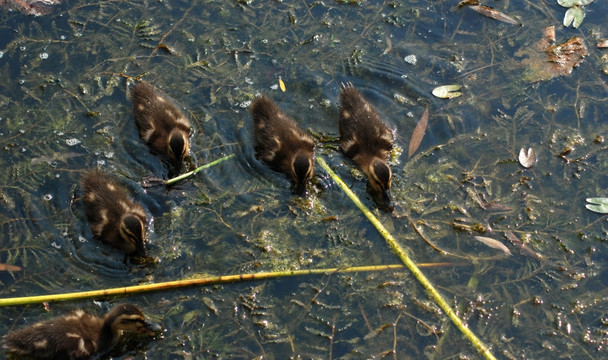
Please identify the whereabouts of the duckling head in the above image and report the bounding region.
[167,128,190,174]
[367,158,393,209]
[107,304,162,338]
[119,214,146,257]
[291,152,314,196]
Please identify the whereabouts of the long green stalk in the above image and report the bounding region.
[316,156,496,360]
[0,264,434,307]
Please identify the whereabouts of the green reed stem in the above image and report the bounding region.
[0,264,457,307]
[165,153,235,185]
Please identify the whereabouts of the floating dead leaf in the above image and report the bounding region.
[157,43,179,55]
[516,27,588,82]
[31,152,84,165]
[474,236,512,256]
[505,231,544,260]
[0,263,22,272]
[544,25,555,44]
[518,147,537,168]
[408,107,429,158]
[279,77,286,92]
[597,39,608,48]
[468,5,521,25]
[432,85,461,99]
[585,198,608,214]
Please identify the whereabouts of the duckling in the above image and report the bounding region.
[339,84,394,209]
[131,81,191,176]
[81,169,147,257]
[251,95,315,195]
[4,303,161,360]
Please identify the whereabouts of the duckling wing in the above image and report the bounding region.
[339,86,393,158]
[251,96,313,172]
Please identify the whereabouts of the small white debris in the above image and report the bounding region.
[404,54,417,65]
[65,138,81,146]
[42,194,53,201]
[39,53,49,60]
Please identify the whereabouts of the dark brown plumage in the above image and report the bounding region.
[339,84,394,209]
[251,95,315,195]
[132,81,191,176]
[4,303,161,360]
[81,169,147,257]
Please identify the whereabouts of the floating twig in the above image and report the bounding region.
[142,153,235,187]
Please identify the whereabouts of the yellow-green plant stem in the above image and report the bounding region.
[0,264,457,307]
[316,156,496,360]
[165,153,235,185]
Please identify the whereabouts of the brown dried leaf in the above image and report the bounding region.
[408,107,429,158]
[597,39,608,48]
[474,236,512,256]
[517,30,588,82]
[0,263,22,272]
[468,5,521,25]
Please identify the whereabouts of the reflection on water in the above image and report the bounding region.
[1,0,608,358]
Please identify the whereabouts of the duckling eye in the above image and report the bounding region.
[120,216,144,242]
[292,154,313,182]
[168,134,187,161]
[371,161,392,190]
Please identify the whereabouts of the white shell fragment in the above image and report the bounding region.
[432,85,461,99]
[518,147,537,168]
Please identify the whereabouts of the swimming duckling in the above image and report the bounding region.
[81,169,147,257]
[4,303,161,360]
[132,81,191,176]
[339,84,394,209]
[251,95,315,195]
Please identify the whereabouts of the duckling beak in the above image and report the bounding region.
[381,188,393,211]
[294,181,307,196]
[133,244,147,258]
[141,321,162,335]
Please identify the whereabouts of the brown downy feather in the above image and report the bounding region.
[81,169,147,257]
[4,304,161,360]
[251,95,314,195]
[132,81,191,176]
[339,84,394,209]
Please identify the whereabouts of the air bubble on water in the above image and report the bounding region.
[270,84,278,90]
[39,53,49,60]
[51,241,61,249]
[43,194,53,201]
[239,100,251,108]
[96,160,105,166]
[104,151,114,158]
[65,138,81,146]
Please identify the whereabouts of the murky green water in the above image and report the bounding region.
[2,0,608,358]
